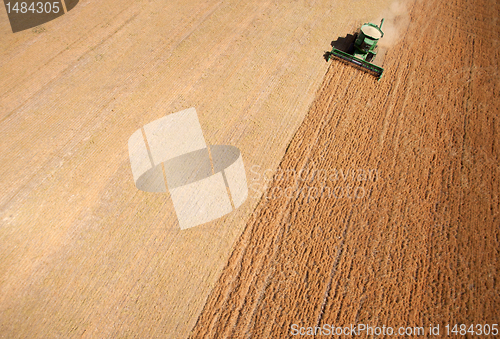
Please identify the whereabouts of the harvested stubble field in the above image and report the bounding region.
[0,0,396,337]
[191,0,500,337]
[0,0,499,338]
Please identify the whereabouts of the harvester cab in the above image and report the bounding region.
[328,19,385,80]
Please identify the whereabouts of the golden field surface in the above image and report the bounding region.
[1,0,499,337]
[191,0,500,337]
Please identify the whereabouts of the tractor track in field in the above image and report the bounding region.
[190,0,500,337]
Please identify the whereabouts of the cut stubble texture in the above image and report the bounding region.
[0,0,403,337]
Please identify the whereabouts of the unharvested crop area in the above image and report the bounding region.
[190,0,500,337]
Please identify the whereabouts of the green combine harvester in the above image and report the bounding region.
[328,19,385,80]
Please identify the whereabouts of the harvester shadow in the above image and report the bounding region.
[323,33,356,61]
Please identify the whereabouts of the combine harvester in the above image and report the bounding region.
[328,19,385,80]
